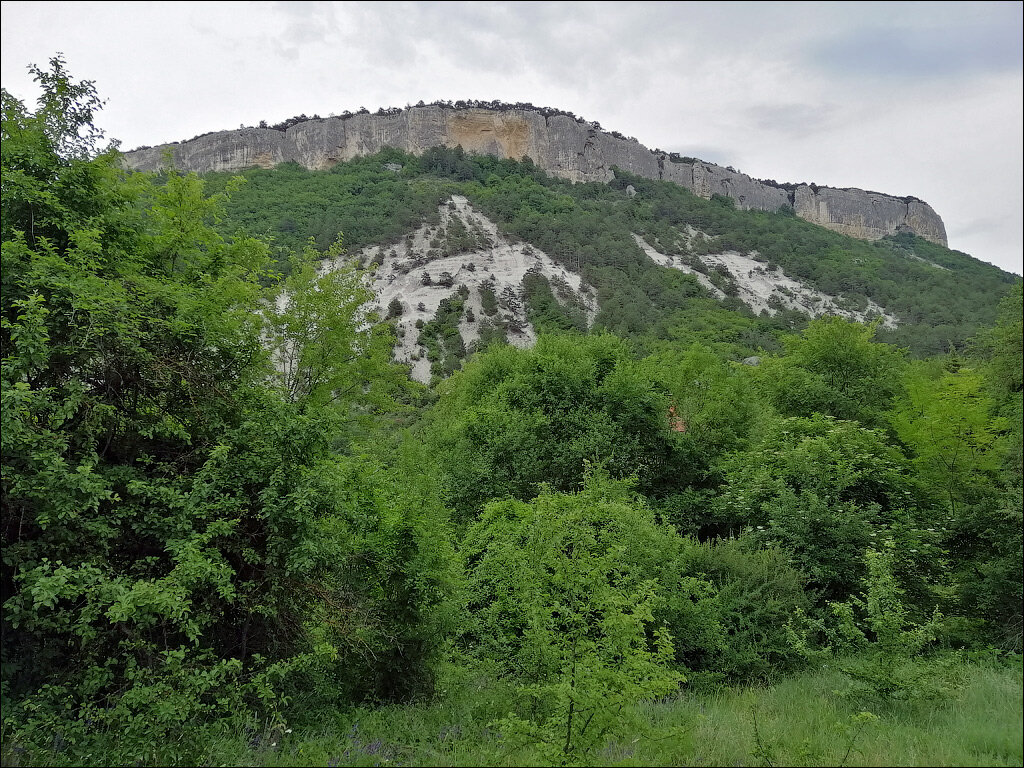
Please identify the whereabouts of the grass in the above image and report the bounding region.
[633,662,1023,766]
[209,656,1024,767]
[4,656,1021,767]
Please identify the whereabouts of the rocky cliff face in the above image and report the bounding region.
[123,106,948,246]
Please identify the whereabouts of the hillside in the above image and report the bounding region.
[200,148,1018,369]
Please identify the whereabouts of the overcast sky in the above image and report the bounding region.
[2,1,1021,274]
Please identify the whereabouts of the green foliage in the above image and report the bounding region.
[716,415,940,605]
[420,144,482,182]
[417,292,468,379]
[616,170,1018,357]
[522,272,587,333]
[201,152,447,266]
[646,298,786,360]
[437,213,480,256]
[892,364,1006,514]
[886,337,1021,649]
[265,238,403,413]
[424,333,689,522]
[831,543,956,704]
[473,315,508,350]
[955,482,1024,653]
[979,283,1024,402]
[17,656,1018,766]
[2,62,126,311]
[478,284,498,316]
[462,472,683,764]
[641,344,762,533]
[678,541,810,682]
[180,135,1021,377]
[195,137,1016,362]
[1,61,455,764]
[936,285,1024,650]
[2,53,107,165]
[755,316,907,426]
[5,59,1022,766]
[862,543,940,654]
[458,468,807,691]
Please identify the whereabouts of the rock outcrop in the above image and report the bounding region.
[123,105,947,246]
[352,195,596,382]
[632,234,898,327]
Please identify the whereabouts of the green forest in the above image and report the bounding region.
[2,59,1022,767]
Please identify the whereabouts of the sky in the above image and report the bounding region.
[2,1,1021,274]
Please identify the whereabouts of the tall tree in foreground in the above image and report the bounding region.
[2,57,454,764]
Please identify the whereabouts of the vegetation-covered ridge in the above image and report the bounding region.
[200,146,1018,362]
[3,57,1021,767]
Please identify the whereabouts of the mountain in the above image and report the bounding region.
[189,145,1017,380]
[122,103,947,246]
[355,193,596,382]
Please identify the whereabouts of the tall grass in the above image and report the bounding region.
[633,662,1023,767]
[4,656,1020,767]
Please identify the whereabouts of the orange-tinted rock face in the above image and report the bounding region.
[449,111,530,160]
[122,106,947,247]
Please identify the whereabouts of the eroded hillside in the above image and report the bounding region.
[632,235,897,328]
[339,196,595,381]
[326,196,912,380]
[199,148,1018,361]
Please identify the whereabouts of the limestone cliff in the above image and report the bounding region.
[122,105,947,246]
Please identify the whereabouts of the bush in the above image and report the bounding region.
[424,334,691,522]
[676,540,811,682]
[0,61,456,763]
[715,415,939,607]
[831,543,954,703]
[461,472,683,763]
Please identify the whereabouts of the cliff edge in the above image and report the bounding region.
[122,105,948,246]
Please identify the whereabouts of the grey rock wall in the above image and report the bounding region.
[123,106,947,246]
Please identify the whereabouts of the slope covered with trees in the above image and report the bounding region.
[201,146,1018,359]
[2,60,1021,767]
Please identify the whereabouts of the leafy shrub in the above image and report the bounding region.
[676,540,810,682]
[1,62,456,764]
[424,334,691,522]
[754,316,907,427]
[461,472,683,763]
[715,415,940,606]
[831,544,956,703]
